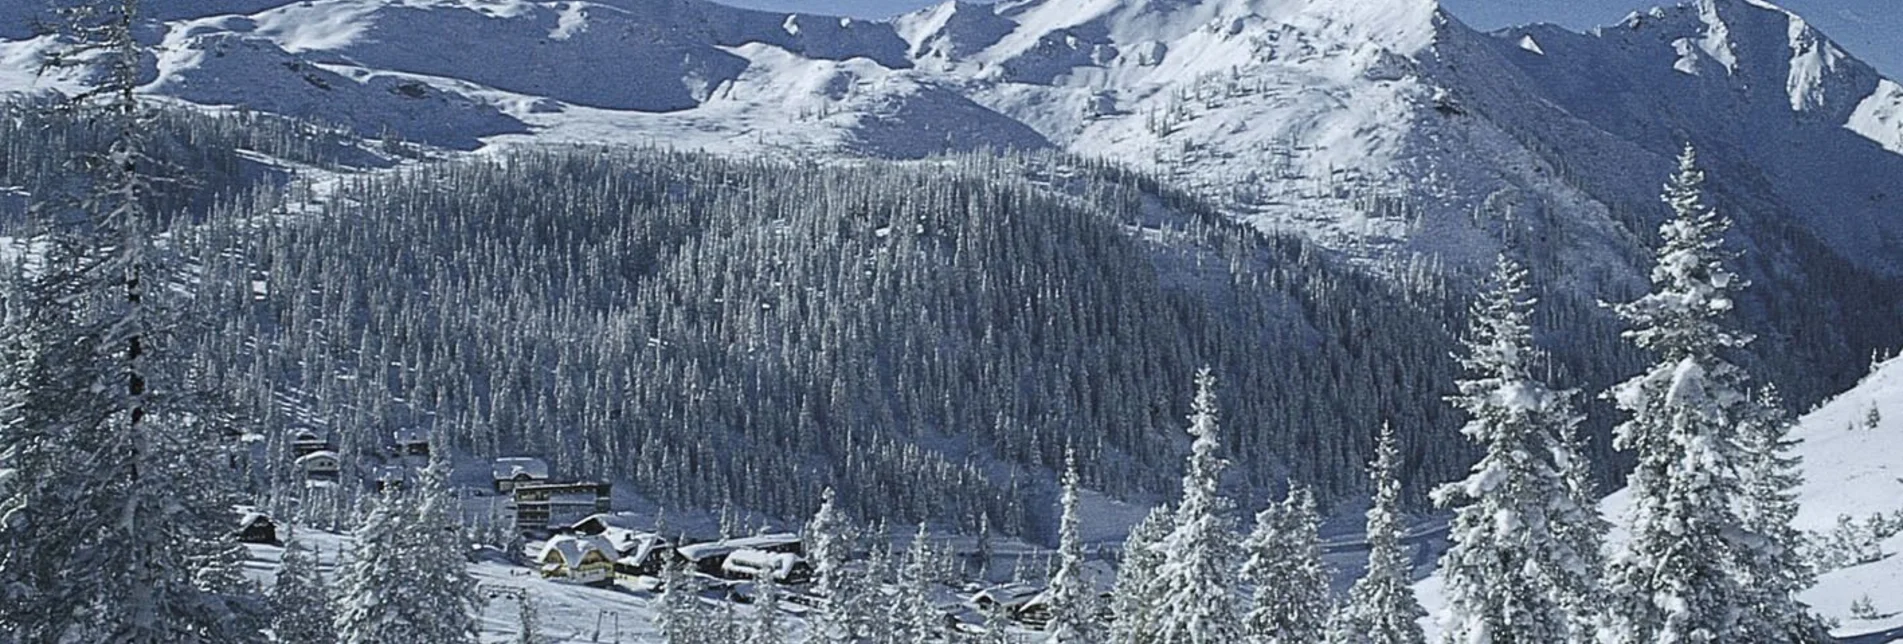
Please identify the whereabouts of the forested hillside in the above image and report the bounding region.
[174,145,1482,533]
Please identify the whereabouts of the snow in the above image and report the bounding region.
[247,528,670,643]
[1848,79,1903,154]
[1421,355,1903,642]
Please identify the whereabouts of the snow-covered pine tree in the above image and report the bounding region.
[1734,386,1830,643]
[0,0,267,641]
[271,530,339,644]
[1329,424,1425,644]
[658,557,712,644]
[859,534,898,644]
[896,524,943,644]
[1600,145,1774,644]
[1551,419,1608,641]
[1149,368,1243,644]
[1044,449,1103,644]
[746,568,787,644]
[405,448,479,643]
[806,487,863,643]
[1432,255,1599,644]
[334,490,414,644]
[1108,503,1173,644]
[513,595,543,644]
[1239,484,1329,644]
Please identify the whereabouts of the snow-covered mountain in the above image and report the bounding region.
[2,0,1900,463]
[3,0,1897,271]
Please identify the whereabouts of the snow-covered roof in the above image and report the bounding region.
[721,549,801,578]
[538,534,615,567]
[972,583,1044,609]
[597,527,669,557]
[291,429,328,442]
[675,533,802,562]
[374,465,410,482]
[294,450,339,466]
[236,511,273,528]
[569,512,641,533]
[393,427,428,445]
[491,456,550,481]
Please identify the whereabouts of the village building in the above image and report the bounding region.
[673,533,804,579]
[290,429,331,457]
[536,534,615,586]
[294,449,341,482]
[372,465,411,492]
[392,428,430,457]
[490,457,550,493]
[511,481,612,532]
[233,511,279,545]
[972,583,1051,627]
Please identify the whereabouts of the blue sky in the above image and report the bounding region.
[707,0,1902,76]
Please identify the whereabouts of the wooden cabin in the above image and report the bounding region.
[537,534,615,586]
[294,450,341,482]
[392,428,429,457]
[490,457,550,493]
[290,430,331,457]
[233,511,280,545]
[372,465,411,492]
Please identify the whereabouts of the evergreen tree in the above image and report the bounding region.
[334,490,415,644]
[658,557,711,644]
[1330,424,1425,644]
[807,487,863,643]
[0,0,267,641]
[516,595,543,644]
[896,524,943,644]
[271,531,339,644]
[1239,485,1329,644]
[1599,145,1771,644]
[1149,368,1243,644]
[1432,255,1598,644]
[1044,450,1103,644]
[1734,386,1830,643]
[746,568,787,644]
[1108,504,1172,644]
[406,448,480,643]
[1551,420,1608,641]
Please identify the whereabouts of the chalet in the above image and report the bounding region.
[612,537,673,578]
[674,533,804,578]
[490,457,550,493]
[567,512,641,536]
[233,511,279,545]
[536,534,615,586]
[294,450,341,482]
[511,481,612,532]
[372,465,411,492]
[290,430,331,457]
[972,583,1049,627]
[393,428,429,457]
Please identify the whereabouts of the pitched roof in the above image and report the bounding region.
[491,457,550,481]
[294,450,339,466]
[539,534,616,567]
[675,533,801,561]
